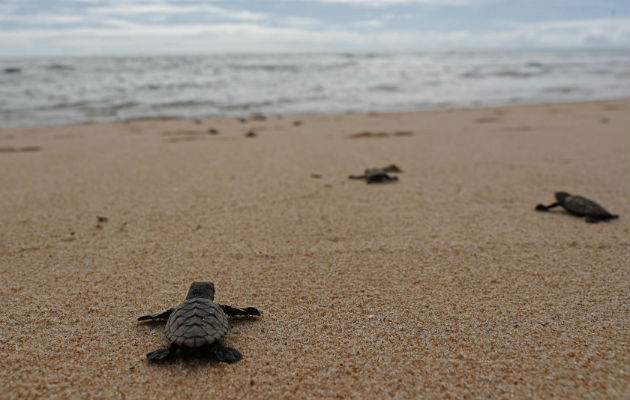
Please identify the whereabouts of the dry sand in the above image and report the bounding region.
[1,100,628,399]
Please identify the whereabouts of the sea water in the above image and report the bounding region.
[0,49,628,127]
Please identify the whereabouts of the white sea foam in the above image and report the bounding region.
[0,50,628,127]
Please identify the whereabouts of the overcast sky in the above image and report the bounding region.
[1,0,628,57]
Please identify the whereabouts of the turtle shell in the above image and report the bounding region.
[563,195,612,218]
[164,298,228,347]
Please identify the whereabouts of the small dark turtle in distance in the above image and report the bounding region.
[245,131,257,138]
[208,128,219,135]
[349,168,398,184]
[535,191,618,223]
[138,282,260,363]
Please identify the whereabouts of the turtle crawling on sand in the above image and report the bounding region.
[535,191,618,223]
[349,169,398,184]
[138,282,260,363]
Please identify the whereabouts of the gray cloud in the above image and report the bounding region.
[0,1,627,57]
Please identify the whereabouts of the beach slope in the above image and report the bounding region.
[0,100,628,398]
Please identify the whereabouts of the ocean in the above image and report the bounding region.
[0,49,628,128]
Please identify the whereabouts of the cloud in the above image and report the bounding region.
[352,13,414,28]
[353,19,385,28]
[282,17,323,28]
[0,13,87,24]
[0,23,439,56]
[1,16,627,57]
[0,1,627,57]
[494,18,630,48]
[0,1,269,30]
[86,3,267,21]
[309,0,479,6]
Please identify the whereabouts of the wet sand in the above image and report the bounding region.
[1,100,628,399]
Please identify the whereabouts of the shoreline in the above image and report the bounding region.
[1,99,628,398]
[1,97,628,130]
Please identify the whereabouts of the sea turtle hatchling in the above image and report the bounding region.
[349,168,399,184]
[535,191,618,223]
[138,281,260,362]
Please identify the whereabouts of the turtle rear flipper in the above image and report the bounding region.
[585,214,618,223]
[220,304,261,316]
[212,342,242,363]
[138,308,173,321]
[147,342,178,361]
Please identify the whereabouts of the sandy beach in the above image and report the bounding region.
[1,100,628,399]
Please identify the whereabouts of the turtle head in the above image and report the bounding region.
[186,281,215,301]
[554,191,571,203]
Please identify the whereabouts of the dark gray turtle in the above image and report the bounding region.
[349,168,398,184]
[535,191,618,223]
[138,282,260,363]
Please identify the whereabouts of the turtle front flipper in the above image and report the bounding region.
[138,308,174,321]
[535,202,561,211]
[147,342,178,361]
[211,342,242,363]
[219,304,261,316]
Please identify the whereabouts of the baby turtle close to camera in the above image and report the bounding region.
[138,281,260,363]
